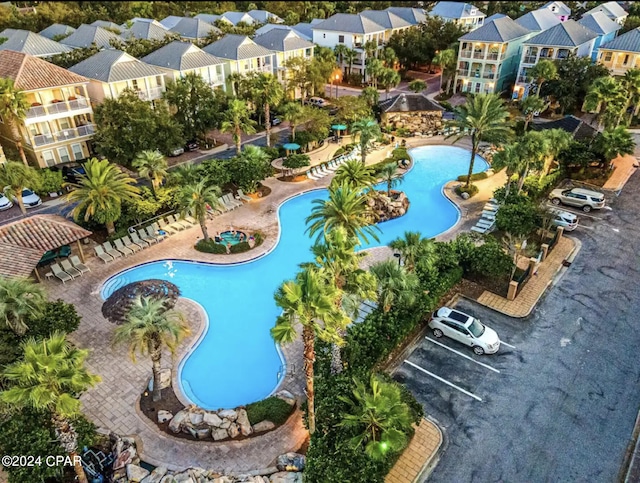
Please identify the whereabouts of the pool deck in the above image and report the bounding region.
[43,135,497,473]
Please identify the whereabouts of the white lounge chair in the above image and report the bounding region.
[166,214,187,230]
[471,225,490,234]
[483,203,499,212]
[51,263,73,283]
[94,245,113,263]
[70,255,90,274]
[138,228,158,245]
[113,238,133,256]
[481,211,496,219]
[146,226,165,242]
[102,241,122,259]
[61,259,83,278]
[307,168,321,180]
[151,222,170,239]
[123,235,144,251]
[130,232,150,248]
[224,194,242,208]
[236,189,252,202]
[316,164,331,176]
[158,217,178,234]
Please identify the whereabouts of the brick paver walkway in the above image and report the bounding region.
[385,418,443,483]
[476,236,576,318]
[603,154,638,191]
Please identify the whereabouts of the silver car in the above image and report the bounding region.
[429,307,501,355]
[549,187,605,213]
[0,194,13,211]
[550,208,578,231]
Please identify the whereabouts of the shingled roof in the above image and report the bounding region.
[0,50,89,91]
[380,93,444,113]
[530,115,598,141]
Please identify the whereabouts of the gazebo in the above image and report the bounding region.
[0,214,92,281]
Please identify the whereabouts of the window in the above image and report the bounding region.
[131,79,139,90]
[604,51,612,62]
[305,48,312,57]
[338,35,344,43]
[42,150,55,167]
[71,143,83,160]
[623,54,630,65]
[58,118,71,130]
[475,82,481,93]
[323,33,326,38]
[57,147,71,164]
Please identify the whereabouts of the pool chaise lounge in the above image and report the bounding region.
[113,238,134,256]
[236,189,252,202]
[94,245,113,263]
[61,259,83,278]
[51,262,73,283]
[70,255,90,274]
[102,241,123,259]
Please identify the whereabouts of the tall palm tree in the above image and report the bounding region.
[370,260,419,313]
[332,159,376,191]
[178,179,222,242]
[306,181,380,244]
[0,78,29,166]
[491,144,523,199]
[584,76,626,130]
[0,161,38,215]
[620,68,640,125]
[365,58,384,89]
[281,102,306,142]
[133,150,168,194]
[113,296,190,402]
[1,332,101,483]
[351,118,381,164]
[271,265,349,434]
[520,95,547,131]
[0,277,46,335]
[388,231,436,273]
[527,59,558,97]
[343,48,358,76]
[380,47,398,68]
[447,94,512,188]
[338,374,413,460]
[220,98,257,155]
[378,162,404,196]
[514,130,549,193]
[334,44,350,74]
[237,145,270,193]
[64,158,141,234]
[362,39,379,60]
[255,74,284,147]
[593,126,636,168]
[433,49,457,94]
[167,162,200,186]
[379,68,401,100]
[539,128,572,177]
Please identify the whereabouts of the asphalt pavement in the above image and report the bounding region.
[395,171,640,482]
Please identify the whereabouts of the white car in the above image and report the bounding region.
[428,306,501,355]
[308,97,330,108]
[550,208,578,231]
[5,188,42,209]
[0,194,13,211]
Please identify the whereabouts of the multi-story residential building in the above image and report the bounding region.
[60,24,122,49]
[359,10,413,42]
[577,11,621,61]
[514,20,598,100]
[514,8,561,33]
[202,34,275,88]
[0,29,72,57]
[68,49,167,104]
[429,2,485,30]
[141,41,226,91]
[584,1,628,25]
[597,27,640,76]
[121,19,171,41]
[455,15,533,95]
[168,17,221,41]
[542,1,571,22]
[38,23,75,40]
[384,7,427,25]
[0,50,95,168]
[312,13,386,80]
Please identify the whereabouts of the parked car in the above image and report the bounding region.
[271,116,282,126]
[308,97,330,108]
[0,193,13,211]
[185,139,199,152]
[59,162,86,184]
[168,147,185,157]
[5,188,42,209]
[550,208,579,231]
[429,306,501,355]
[549,187,605,213]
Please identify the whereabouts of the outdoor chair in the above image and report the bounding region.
[137,228,158,245]
[144,226,164,243]
[70,255,90,274]
[317,164,331,176]
[223,194,242,209]
[151,222,170,239]
[217,197,233,211]
[61,259,83,278]
[102,241,122,260]
[306,168,318,180]
[183,211,198,225]
[157,218,177,235]
[130,232,150,248]
[51,263,73,283]
[471,225,490,234]
[113,238,133,256]
[123,235,144,251]
[166,215,187,231]
[94,245,113,263]
[236,189,252,202]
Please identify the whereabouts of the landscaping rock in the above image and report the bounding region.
[212,428,229,441]
[168,409,188,433]
[269,472,302,483]
[157,410,173,423]
[275,390,295,406]
[276,453,305,472]
[160,476,177,483]
[227,422,239,438]
[113,446,136,470]
[219,419,231,429]
[211,477,233,483]
[236,409,253,436]
[126,463,150,482]
[218,409,237,421]
[189,411,204,426]
[253,420,275,433]
[203,412,223,427]
[195,427,211,439]
[461,191,470,200]
[141,466,168,483]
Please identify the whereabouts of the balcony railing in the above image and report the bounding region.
[486,53,500,60]
[473,51,485,59]
[26,96,91,119]
[76,123,95,137]
[460,49,472,58]
[523,56,537,64]
[29,123,95,147]
[137,87,164,101]
[208,76,224,86]
[483,73,496,79]
[457,69,469,76]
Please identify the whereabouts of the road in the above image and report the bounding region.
[396,173,640,482]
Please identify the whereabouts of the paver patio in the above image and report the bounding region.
[385,418,443,483]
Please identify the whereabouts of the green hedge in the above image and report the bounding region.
[196,232,264,254]
[229,241,251,253]
[456,172,488,182]
[455,184,479,197]
[246,396,294,426]
[195,239,227,254]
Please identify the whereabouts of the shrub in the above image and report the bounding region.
[246,396,294,426]
[195,239,227,254]
[438,100,453,111]
[395,127,411,137]
[254,232,264,246]
[455,184,479,197]
[345,72,363,86]
[456,172,488,182]
[199,158,232,187]
[36,169,63,196]
[495,201,541,237]
[468,239,513,278]
[229,241,251,253]
[25,299,81,337]
[283,153,311,170]
[262,146,281,161]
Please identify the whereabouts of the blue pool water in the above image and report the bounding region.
[101,146,488,409]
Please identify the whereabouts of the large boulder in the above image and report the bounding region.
[157,410,173,424]
[276,453,306,472]
[212,428,229,441]
[113,446,136,470]
[253,420,275,433]
[218,409,237,421]
[126,464,150,482]
[203,412,223,427]
[227,422,239,438]
[236,409,253,436]
[188,411,204,426]
[275,390,296,406]
[141,466,168,483]
[168,409,189,433]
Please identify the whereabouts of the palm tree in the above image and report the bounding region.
[271,265,349,433]
[593,126,636,169]
[306,181,380,244]
[256,74,284,147]
[520,95,547,131]
[0,277,46,335]
[584,76,626,129]
[378,162,404,197]
[362,39,379,60]
[220,98,257,155]
[447,94,512,188]
[1,332,101,483]
[0,78,30,166]
[359,86,379,108]
[179,180,222,242]
[433,49,457,94]
[380,47,398,68]
[408,80,426,93]
[236,144,270,193]
[527,59,558,97]
[379,68,401,100]
[491,144,523,199]
[370,260,419,313]
[365,58,384,89]
[0,161,38,215]
[338,374,413,460]
[514,130,549,193]
[64,158,141,234]
[343,48,358,76]
[388,231,436,273]
[281,102,306,142]
[620,68,640,125]
[113,296,190,402]
[333,159,376,191]
[351,118,381,164]
[133,150,168,194]
[539,128,572,177]
[167,162,200,186]
[334,44,349,74]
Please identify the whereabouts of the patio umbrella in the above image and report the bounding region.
[283,142,301,156]
[332,124,347,140]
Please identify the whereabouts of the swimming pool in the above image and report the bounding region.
[101,145,488,410]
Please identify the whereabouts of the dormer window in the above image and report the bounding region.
[551,5,558,12]
[470,9,477,15]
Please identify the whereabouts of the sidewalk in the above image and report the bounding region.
[603,154,638,191]
[385,418,443,483]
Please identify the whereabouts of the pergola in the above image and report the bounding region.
[0,214,92,281]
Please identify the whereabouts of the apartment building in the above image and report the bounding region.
[429,2,486,30]
[584,1,628,25]
[597,27,640,76]
[542,1,571,22]
[577,11,621,61]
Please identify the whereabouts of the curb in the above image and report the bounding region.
[414,416,446,483]
[619,403,640,482]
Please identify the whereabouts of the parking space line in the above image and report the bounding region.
[424,337,500,373]
[500,340,516,349]
[403,360,483,402]
[544,203,603,220]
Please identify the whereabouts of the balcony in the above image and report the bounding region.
[29,123,95,147]
[486,52,500,61]
[76,123,95,137]
[483,73,496,79]
[473,51,485,59]
[208,76,224,87]
[460,49,472,58]
[137,87,164,101]
[457,69,469,76]
[26,96,91,119]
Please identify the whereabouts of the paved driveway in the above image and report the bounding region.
[396,172,640,482]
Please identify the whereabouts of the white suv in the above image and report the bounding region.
[308,97,329,108]
[549,187,605,212]
[428,307,501,355]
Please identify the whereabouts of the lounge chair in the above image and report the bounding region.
[217,197,232,211]
[327,161,340,172]
[483,204,499,212]
[183,212,198,225]
[223,194,242,209]
[317,164,331,176]
[236,189,252,202]
[113,238,133,256]
[166,215,186,231]
[471,225,490,234]
[307,168,320,180]
[481,211,496,219]
[172,214,192,229]
[94,245,113,263]
[61,259,83,278]
[138,228,158,245]
[130,232,150,248]
[123,235,144,252]
[102,241,123,260]
[158,218,178,235]
[51,263,73,283]
[70,255,90,274]
[476,218,494,227]
[176,213,195,226]
[151,222,169,240]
